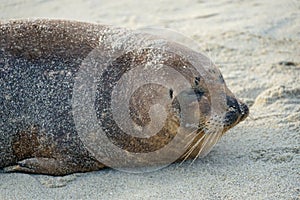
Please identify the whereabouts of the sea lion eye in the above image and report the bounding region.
[193,88,205,100]
[194,76,201,86]
[169,88,174,99]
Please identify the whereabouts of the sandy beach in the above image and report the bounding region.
[0,0,299,199]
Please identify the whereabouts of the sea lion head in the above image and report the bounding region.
[173,75,249,158]
[154,44,250,159]
[78,31,249,169]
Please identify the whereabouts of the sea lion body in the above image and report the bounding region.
[0,20,249,175]
[0,20,108,175]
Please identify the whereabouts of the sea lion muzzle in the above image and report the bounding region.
[224,95,249,129]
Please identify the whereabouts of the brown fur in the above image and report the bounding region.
[0,19,248,175]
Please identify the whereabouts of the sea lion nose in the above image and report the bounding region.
[239,102,249,122]
[224,96,241,127]
[224,96,249,127]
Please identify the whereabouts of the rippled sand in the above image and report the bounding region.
[0,0,299,199]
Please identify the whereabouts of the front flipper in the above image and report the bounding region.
[4,157,105,175]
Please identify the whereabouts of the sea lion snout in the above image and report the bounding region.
[238,102,249,121]
[224,96,249,129]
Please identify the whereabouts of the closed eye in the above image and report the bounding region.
[169,88,174,99]
[194,76,201,86]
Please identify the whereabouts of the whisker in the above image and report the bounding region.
[179,132,206,166]
[191,131,214,164]
[199,129,223,159]
[184,124,206,148]
[189,134,210,165]
[184,129,200,149]
[199,131,213,152]
[178,117,225,167]
[206,129,218,149]
[188,125,206,138]
[198,127,221,157]
[182,137,203,163]
[208,130,221,151]
[177,124,208,167]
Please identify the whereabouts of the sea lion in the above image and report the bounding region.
[0,19,249,175]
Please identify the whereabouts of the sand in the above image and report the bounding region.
[0,0,299,199]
